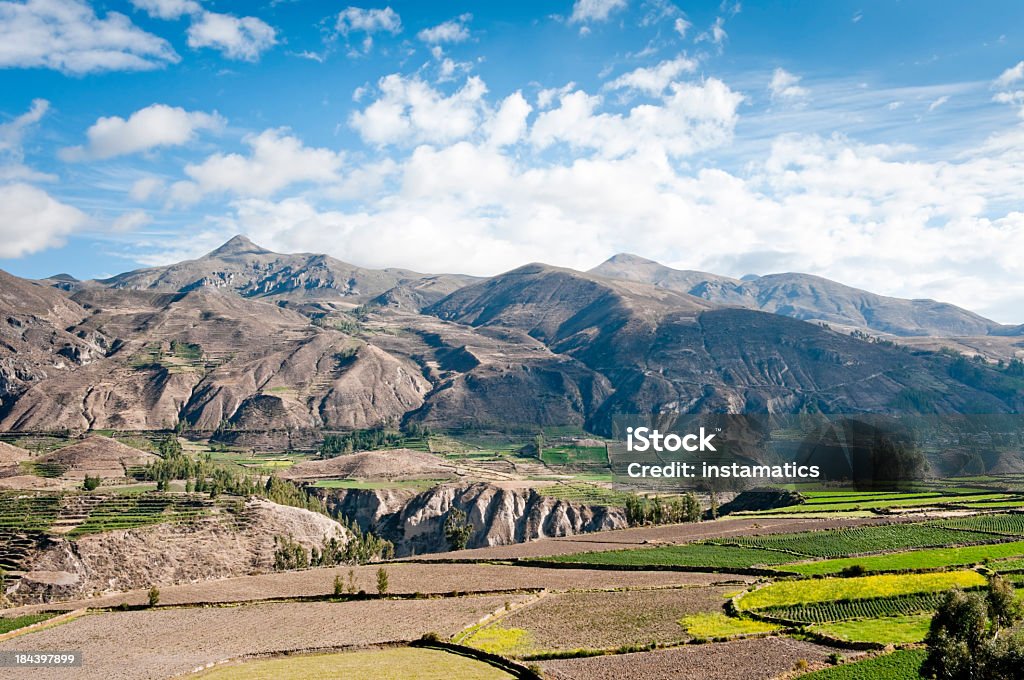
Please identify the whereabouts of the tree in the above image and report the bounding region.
[923,575,1024,680]
[148,585,160,607]
[333,573,344,597]
[444,507,474,551]
[82,475,101,491]
[533,433,545,460]
[376,567,389,595]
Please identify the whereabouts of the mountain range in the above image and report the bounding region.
[1,236,1020,438]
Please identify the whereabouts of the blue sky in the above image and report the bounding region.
[1,0,1023,322]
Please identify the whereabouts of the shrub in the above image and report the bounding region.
[82,475,101,491]
[148,585,160,607]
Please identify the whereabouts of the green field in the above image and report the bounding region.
[712,524,1003,558]
[536,482,633,506]
[798,649,927,680]
[736,571,987,611]
[810,614,931,645]
[0,613,56,634]
[928,513,1024,536]
[194,647,515,679]
[67,494,211,537]
[761,591,948,624]
[778,540,1024,576]
[540,445,608,467]
[545,543,800,569]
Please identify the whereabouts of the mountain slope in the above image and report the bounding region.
[590,253,1002,337]
[99,235,436,302]
[428,264,1022,430]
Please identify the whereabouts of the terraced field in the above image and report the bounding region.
[809,614,931,645]
[797,649,927,679]
[711,524,1003,558]
[544,543,799,569]
[928,512,1024,536]
[760,591,949,624]
[778,539,1024,576]
[735,571,987,611]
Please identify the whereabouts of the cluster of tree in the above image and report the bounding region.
[81,474,102,491]
[273,525,395,572]
[624,492,702,527]
[319,428,405,457]
[923,574,1024,679]
[444,508,474,551]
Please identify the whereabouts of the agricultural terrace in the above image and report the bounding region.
[194,647,515,680]
[809,614,931,645]
[735,571,987,611]
[777,540,1024,576]
[797,649,927,680]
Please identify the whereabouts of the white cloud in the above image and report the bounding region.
[0,98,53,181]
[537,83,577,110]
[605,55,698,95]
[531,78,743,159]
[0,0,179,74]
[927,95,950,112]
[768,68,808,101]
[175,128,344,201]
[130,0,200,20]
[129,177,166,201]
[336,6,401,36]
[418,13,471,44]
[0,183,85,257]
[696,16,727,47]
[673,17,691,37]
[485,91,532,147]
[569,0,627,24]
[995,61,1024,88]
[350,74,489,146]
[186,11,276,62]
[111,209,151,232]
[61,104,224,161]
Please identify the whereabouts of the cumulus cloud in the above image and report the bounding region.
[485,92,532,147]
[172,129,344,201]
[418,13,471,44]
[336,6,401,36]
[605,55,698,95]
[0,0,179,74]
[0,183,85,257]
[994,61,1024,88]
[186,11,276,62]
[569,0,627,24]
[350,74,489,146]
[130,0,200,20]
[768,68,808,101]
[61,104,224,161]
[531,78,743,158]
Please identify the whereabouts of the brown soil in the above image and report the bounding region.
[0,594,530,680]
[280,448,457,481]
[406,514,913,560]
[0,441,30,465]
[541,636,859,680]
[3,563,755,614]
[37,436,158,480]
[495,586,735,652]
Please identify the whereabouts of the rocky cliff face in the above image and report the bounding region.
[10,499,349,604]
[317,482,627,557]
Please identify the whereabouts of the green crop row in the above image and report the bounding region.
[760,591,948,624]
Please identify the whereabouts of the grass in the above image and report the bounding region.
[0,613,56,634]
[736,570,987,611]
[678,612,782,639]
[761,591,947,624]
[797,649,927,679]
[194,647,515,679]
[810,614,931,645]
[778,540,1024,576]
[540,445,608,467]
[713,524,1004,558]
[463,625,535,657]
[545,543,800,569]
[536,482,632,507]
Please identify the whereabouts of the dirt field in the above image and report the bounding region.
[2,563,755,615]
[0,594,530,680]
[407,515,914,560]
[540,636,859,680]
[485,586,735,652]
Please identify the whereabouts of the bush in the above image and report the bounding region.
[444,508,474,551]
[148,585,160,607]
[82,475,101,491]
